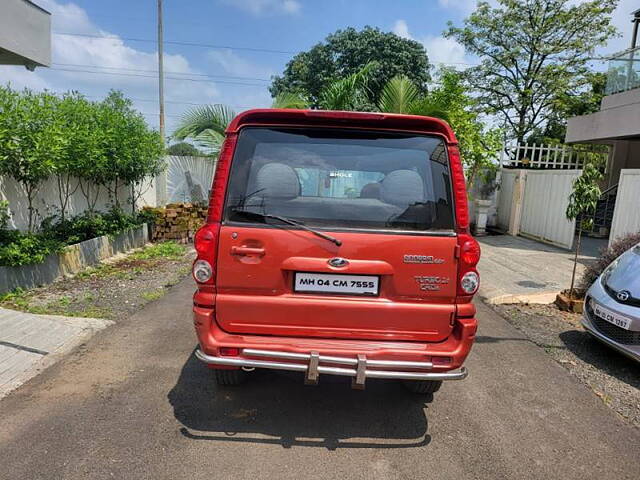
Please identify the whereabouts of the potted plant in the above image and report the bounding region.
[556,162,603,313]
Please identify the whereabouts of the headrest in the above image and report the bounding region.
[254,163,300,199]
[381,170,424,206]
[360,182,381,199]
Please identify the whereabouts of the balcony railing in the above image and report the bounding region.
[606,46,640,95]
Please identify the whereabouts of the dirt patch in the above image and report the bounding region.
[0,242,195,321]
[493,302,640,428]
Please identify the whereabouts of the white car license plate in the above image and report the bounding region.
[294,273,379,296]
[591,300,632,330]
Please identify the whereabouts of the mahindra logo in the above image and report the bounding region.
[328,257,349,267]
[616,290,631,302]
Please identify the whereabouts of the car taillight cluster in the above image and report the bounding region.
[457,233,480,297]
[193,135,237,288]
[193,223,220,286]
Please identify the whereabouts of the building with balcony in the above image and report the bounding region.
[565,8,640,243]
[0,0,51,69]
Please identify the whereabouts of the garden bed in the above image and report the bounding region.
[493,302,640,429]
[0,241,194,320]
[0,224,149,294]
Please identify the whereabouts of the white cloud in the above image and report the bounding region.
[422,35,468,66]
[437,0,478,14]
[392,19,470,67]
[219,0,301,15]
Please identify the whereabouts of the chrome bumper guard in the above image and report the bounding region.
[195,348,468,388]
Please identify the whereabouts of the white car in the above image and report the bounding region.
[583,243,640,362]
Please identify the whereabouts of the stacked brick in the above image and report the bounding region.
[144,203,208,243]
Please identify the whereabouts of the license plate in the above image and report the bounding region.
[294,272,379,296]
[591,300,632,330]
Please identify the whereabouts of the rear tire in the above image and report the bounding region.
[214,369,246,386]
[403,380,443,394]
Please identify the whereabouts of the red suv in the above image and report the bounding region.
[192,109,480,394]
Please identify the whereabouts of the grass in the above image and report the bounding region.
[140,289,165,302]
[131,241,186,260]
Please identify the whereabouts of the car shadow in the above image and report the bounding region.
[167,349,432,450]
[559,330,640,390]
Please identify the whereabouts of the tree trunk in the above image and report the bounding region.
[26,184,35,233]
[569,226,582,299]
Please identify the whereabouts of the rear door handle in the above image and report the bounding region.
[231,246,265,257]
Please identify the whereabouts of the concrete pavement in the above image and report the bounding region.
[478,234,604,304]
[0,308,111,399]
[0,277,638,480]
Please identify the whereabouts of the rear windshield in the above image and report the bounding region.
[224,127,455,232]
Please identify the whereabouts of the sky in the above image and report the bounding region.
[2,0,638,138]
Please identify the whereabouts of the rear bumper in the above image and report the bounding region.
[195,348,468,382]
[193,305,477,384]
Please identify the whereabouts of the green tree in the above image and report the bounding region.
[270,26,431,107]
[166,142,203,156]
[425,70,502,190]
[565,162,603,298]
[527,72,607,143]
[0,88,66,231]
[57,92,103,222]
[445,0,618,143]
[97,91,164,212]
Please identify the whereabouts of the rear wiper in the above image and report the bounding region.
[231,208,342,246]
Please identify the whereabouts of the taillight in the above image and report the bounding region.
[193,223,220,286]
[457,233,480,297]
[447,145,470,232]
[207,134,237,223]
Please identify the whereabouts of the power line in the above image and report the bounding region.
[53,31,479,66]
[49,67,269,87]
[53,31,297,55]
[52,62,271,82]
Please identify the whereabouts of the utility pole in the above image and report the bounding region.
[156,0,168,206]
[157,0,165,142]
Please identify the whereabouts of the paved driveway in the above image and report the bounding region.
[478,234,605,303]
[0,277,638,480]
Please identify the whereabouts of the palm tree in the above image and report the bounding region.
[172,104,236,155]
[271,92,309,109]
[377,74,450,121]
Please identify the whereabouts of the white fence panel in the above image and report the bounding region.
[519,170,580,249]
[609,169,640,245]
[166,156,216,204]
[0,175,154,232]
[496,169,517,230]
[502,143,608,170]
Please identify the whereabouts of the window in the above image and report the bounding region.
[224,127,455,231]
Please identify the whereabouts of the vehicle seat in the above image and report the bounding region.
[360,182,381,199]
[381,170,425,206]
[253,162,300,199]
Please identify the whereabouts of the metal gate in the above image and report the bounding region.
[497,168,580,250]
[519,170,580,249]
[609,169,640,246]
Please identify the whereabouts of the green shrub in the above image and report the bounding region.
[579,232,640,290]
[0,208,148,267]
[0,200,9,230]
[0,231,64,267]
